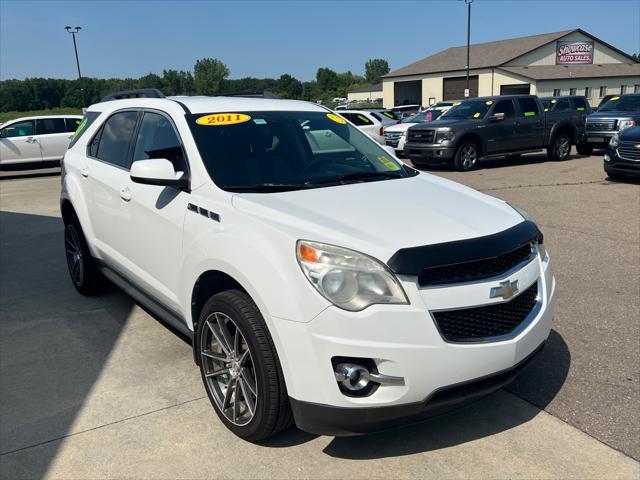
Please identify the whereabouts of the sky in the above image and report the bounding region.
[1,0,639,82]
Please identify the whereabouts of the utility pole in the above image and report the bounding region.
[65,26,85,108]
[465,0,473,97]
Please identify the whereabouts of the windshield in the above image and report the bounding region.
[440,100,491,119]
[598,95,640,112]
[402,109,446,123]
[188,111,415,192]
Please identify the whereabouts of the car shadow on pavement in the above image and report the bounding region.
[318,330,570,459]
[0,210,134,479]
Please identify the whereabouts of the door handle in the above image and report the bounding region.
[25,137,38,144]
[120,187,132,202]
[80,167,89,178]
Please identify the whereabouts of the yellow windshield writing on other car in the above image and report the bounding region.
[377,156,401,171]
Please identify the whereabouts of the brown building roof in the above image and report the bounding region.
[384,29,637,79]
[498,64,640,80]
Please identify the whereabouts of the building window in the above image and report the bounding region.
[585,87,592,98]
[620,85,628,95]
[599,86,607,97]
[553,88,561,96]
[635,84,640,93]
[569,88,576,96]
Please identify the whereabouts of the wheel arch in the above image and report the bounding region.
[455,132,485,155]
[550,121,577,144]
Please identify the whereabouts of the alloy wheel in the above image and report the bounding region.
[555,136,571,159]
[65,224,84,286]
[461,145,478,169]
[200,312,258,426]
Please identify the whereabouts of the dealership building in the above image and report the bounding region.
[382,29,640,108]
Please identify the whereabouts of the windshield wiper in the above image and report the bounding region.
[224,183,318,192]
[306,171,404,185]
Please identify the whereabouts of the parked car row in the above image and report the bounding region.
[372,93,639,179]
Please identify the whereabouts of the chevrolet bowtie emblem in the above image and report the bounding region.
[490,280,519,300]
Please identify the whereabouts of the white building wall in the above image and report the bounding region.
[536,77,640,106]
[347,90,383,102]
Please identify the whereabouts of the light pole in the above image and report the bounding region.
[65,26,85,108]
[464,0,473,97]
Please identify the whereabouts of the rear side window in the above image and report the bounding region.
[341,113,373,126]
[572,98,589,111]
[65,118,82,132]
[93,111,139,169]
[492,99,516,118]
[554,98,571,112]
[517,98,540,117]
[132,112,187,173]
[1,120,35,138]
[36,118,66,135]
[69,112,101,148]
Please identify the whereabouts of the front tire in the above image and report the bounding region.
[454,142,480,171]
[64,214,103,295]
[548,133,572,161]
[197,290,292,441]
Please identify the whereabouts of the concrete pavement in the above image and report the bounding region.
[0,154,638,479]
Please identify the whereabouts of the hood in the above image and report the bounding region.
[619,125,640,141]
[590,110,640,118]
[411,118,476,129]
[384,123,416,133]
[231,173,524,264]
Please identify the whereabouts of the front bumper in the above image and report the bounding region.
[405,143,456,166]
[271,253,556,436]
[582,131,616,149]
[290,341,544,435]
[604,147,640,176]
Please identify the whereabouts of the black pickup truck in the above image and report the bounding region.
[404,95,587,171]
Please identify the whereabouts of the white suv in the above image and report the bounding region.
[61,90,556,441]
[0,115,83,165]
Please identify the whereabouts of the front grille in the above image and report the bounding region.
[384,132,403,147]
[617,141,640,161]
[419,244,534,287]
[431,282,539,342]
[586,118,616,131]
[407,129,435,143]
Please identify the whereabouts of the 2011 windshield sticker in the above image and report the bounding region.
[326,113,347,124]
[196,113,252,126]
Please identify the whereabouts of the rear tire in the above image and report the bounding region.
[197,290,292,442]
[454,141,480,171]
[64,214,103,295]
[548,133,572,161]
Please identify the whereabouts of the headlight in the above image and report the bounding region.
[400,132,406,137]
[296,240,408,311]
[435,129,454,143]
[610,134,619,147]
[617,119,636,131]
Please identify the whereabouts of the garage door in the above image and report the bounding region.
[500,84,531,95]
[443,76,478,100]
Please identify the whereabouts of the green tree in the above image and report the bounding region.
[137,73,164,90]
[194,58,230,96]
[276,74,303,98]
[316,67,338,93]
[364,58,390,84]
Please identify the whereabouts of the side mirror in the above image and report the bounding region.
[489,112,505,122]
[130,159,188,190]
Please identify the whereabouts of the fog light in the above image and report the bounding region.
[604,153,611,162]
[334,363,370,391]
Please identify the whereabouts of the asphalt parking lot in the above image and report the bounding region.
[1,152,638,479]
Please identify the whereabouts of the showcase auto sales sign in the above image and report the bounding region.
[556,41,594,64]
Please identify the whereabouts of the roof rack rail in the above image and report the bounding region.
[101,88,165,102]
[217,91,280,99]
